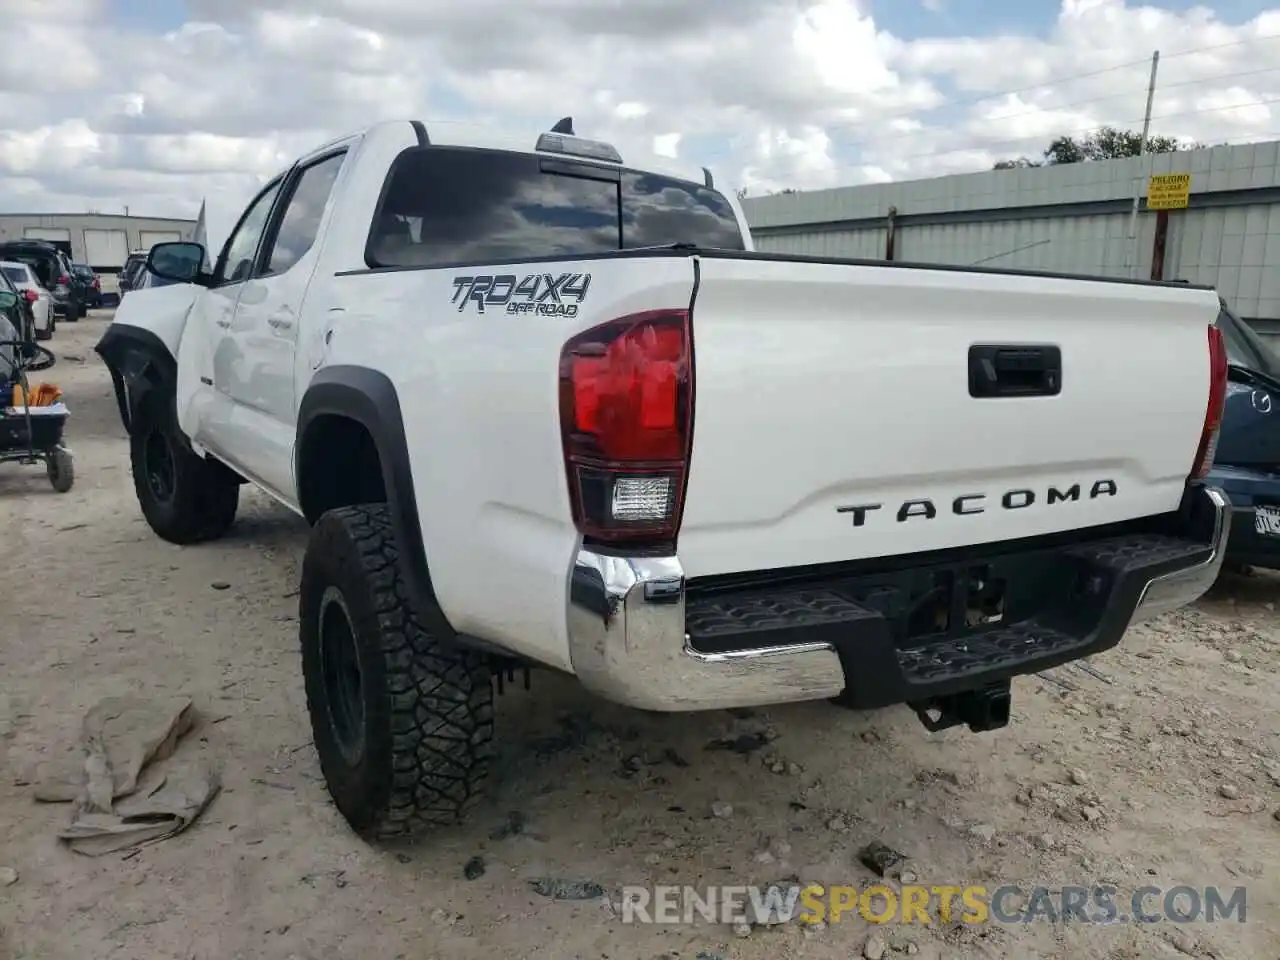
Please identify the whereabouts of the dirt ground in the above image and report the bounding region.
[0,314,1277,960]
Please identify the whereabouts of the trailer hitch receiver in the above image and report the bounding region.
[912,680,1011,733]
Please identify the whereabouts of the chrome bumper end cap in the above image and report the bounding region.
[567,549,846,712]
[1130,486,1231,625]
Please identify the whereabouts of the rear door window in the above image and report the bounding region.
[366,146,744,268]
[260,151,346,277]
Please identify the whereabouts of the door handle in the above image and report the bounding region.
[215,319,230,329]
[268,316,293,331]
[968,344,1062,398]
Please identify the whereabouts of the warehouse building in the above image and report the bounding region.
[742,140,1280,341]
[0,213,198,274]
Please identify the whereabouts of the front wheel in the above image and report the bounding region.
[128,393,239,543]
[300,503,494,841]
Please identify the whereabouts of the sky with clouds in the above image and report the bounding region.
[2,0,1279,225]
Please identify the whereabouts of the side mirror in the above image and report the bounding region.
[0,290,17,310]
[147,241,207,285]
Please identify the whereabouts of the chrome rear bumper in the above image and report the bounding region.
[565,485,1230,713]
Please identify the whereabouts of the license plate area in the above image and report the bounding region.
[851,553,1093,649]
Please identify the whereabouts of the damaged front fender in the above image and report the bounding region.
[94,286,200,433]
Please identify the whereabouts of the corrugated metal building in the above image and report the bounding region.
[0,213,197,273]
[742,141,1280,339]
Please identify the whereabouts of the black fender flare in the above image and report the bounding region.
[296,366,451,636]
[94,323,177,435]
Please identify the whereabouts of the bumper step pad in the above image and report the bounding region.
[683,529,1214,704]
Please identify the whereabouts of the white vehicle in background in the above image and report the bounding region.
[1,260,53,340]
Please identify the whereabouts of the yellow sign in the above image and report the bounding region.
[1147,173,1191,210]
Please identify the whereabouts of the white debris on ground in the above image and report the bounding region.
[0,315,1276,959]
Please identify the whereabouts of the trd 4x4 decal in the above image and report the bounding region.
[451,273,591,316]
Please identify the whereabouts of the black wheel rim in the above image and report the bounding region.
[143,429,175,502]
[319,587,365,766]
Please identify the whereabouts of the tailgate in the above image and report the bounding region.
[678,256,1220,578]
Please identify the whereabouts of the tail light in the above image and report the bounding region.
[22,289,37,302]
[559,309,694,545]
[57,274,70,286]
[1190,324,1228,479]
[93,276,101,289]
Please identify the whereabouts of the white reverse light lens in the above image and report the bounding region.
[612,476,673,521]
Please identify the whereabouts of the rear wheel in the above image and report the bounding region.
[47,447,74,493]
[300,503,494,841]
[129,392,239,543]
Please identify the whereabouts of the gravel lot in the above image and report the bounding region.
[1,314,1277,960]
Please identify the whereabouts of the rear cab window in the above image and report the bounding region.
[2,266,29,285]
[365,146,744,269]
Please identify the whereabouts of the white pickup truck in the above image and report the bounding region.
[97,118,1231,841]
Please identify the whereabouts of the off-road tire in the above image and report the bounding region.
[129,392,239,543]
[300,503,494,841]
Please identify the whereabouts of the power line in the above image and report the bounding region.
[979,65,1280,126]
[862,31,1280,126]
[702,31,1280,163]
[747,94,1280,187]
[817,68,1280,164]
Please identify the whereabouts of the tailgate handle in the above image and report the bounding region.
[968,345,1061,398]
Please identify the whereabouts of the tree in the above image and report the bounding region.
[735,186,799,198]
[994,126,1186,169]
[993,157,1040,170]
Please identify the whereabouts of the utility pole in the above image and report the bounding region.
[1126,50,1160,277]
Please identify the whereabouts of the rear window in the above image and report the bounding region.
[1218,306,1280,379]
[10,256,52,284]
[366,146,744,269]
[2,266,29,284]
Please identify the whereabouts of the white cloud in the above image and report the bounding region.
[0,0,1277,221]
[653,133,682,158]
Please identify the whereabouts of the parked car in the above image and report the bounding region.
[0,260,53,340]
[132,267,183,291]
[117,252,149,299]
[58,250,92,316]
[0,264,36,344]
[1204,301,1280,572]
[71,263,103,308]
[0,241,82,321]
[98,119,1230,843]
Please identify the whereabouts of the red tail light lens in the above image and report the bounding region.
[22,289,37,302]
[559,309,694,544]
[1190,324,1228,479]
[57,274,70,286]
[92,276,101,289]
